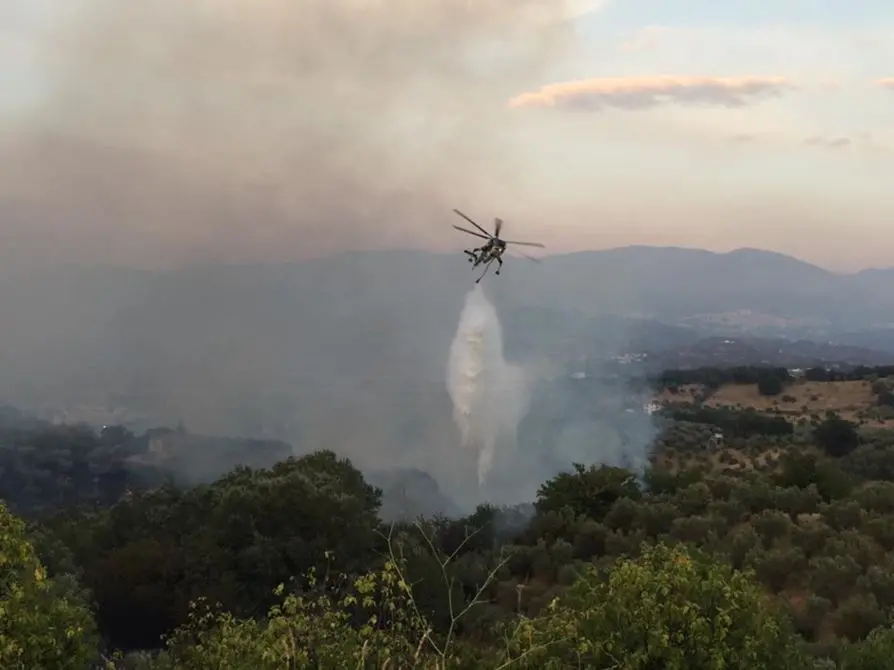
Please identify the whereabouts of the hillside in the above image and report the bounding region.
[3,245,894,464]
[658,379,879,422]
[655,367,894,429]
[10,365,894,667]
[643,335,893,371]
[706,380,873,419]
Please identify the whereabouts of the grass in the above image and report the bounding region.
[656,379,886,424]
[706,380,873,417]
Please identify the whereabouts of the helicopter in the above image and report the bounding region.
[451,209,545,283]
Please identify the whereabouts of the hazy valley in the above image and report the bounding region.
[3,245,894,511]
[7,245,894,667]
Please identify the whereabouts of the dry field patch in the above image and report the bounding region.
[656,379,876,420]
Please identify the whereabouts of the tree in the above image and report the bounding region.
[842,626,894,669]
[150,562,433,670]
[512,542,804,669]
[0,502,98,668]
[141,522,512,670]
[758,374,784,397]
[535,463,641,522]
[806,367,832,382]
[815,416,860,458]
[57,450,385,651]
[775,452,853,501]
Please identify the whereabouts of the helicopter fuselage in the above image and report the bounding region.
[469,239,506,267]
[452,208,543,283]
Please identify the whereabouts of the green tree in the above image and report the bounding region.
[0,502,98,669]
[54,450,384,651]
[535,463,640,522]
[840,625,894,669]
[758,374,784,397]
[511,542,804,669]
[832,593,886,642]
[815,415,860,458]
[776,452,854,501]
[149,561,433,670]
[142,526,513,670]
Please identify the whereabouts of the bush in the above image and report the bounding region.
[0,502,99,669]
[512,542,805,669]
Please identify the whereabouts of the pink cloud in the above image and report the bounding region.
[509,75,795,111]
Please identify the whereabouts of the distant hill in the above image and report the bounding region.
[825,327,894,354]
[504,246,894,333]
[3,244,894,487]
[643,336,894,371]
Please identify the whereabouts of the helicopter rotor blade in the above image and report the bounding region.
[494,217,503,237]
[511,251,542,263]
[504,240,546,248]
[452,224,490,240]
[452,209,493,238]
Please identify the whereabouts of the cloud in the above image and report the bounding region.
[508,75,795,111]
[878,78,894,89]
[0,0,587,267]
[566,0,611,19]
[804,135,851,149]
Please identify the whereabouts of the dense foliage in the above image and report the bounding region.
[8,372,894,667]
[0,501,98,668]
[657,365,794,390]
[654,365,894,390]
[665,405,795,437]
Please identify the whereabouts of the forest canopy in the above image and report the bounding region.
[5,367,894,667]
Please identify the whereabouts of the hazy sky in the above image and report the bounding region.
[1,0,893,271]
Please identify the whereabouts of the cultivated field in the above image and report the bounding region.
[657,379,882,423]
[706,380,873,418]
[652,377,894,475]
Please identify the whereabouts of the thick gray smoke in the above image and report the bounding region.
[442,280,658,508]
[447,286,531,487]
[0,0,661,513]
[0,0,588,425]
[0,0,587,266]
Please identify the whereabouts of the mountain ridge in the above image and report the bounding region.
[3,243,894,441]
[19,244,893,276]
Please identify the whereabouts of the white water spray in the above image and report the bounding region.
[447,286,529,487]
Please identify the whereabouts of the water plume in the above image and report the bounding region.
[446,285,529,487]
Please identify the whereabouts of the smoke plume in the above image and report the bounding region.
[1,0,587,267]
[0,0,588,448]
[447,286,531,487]
[0,1,662,517]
